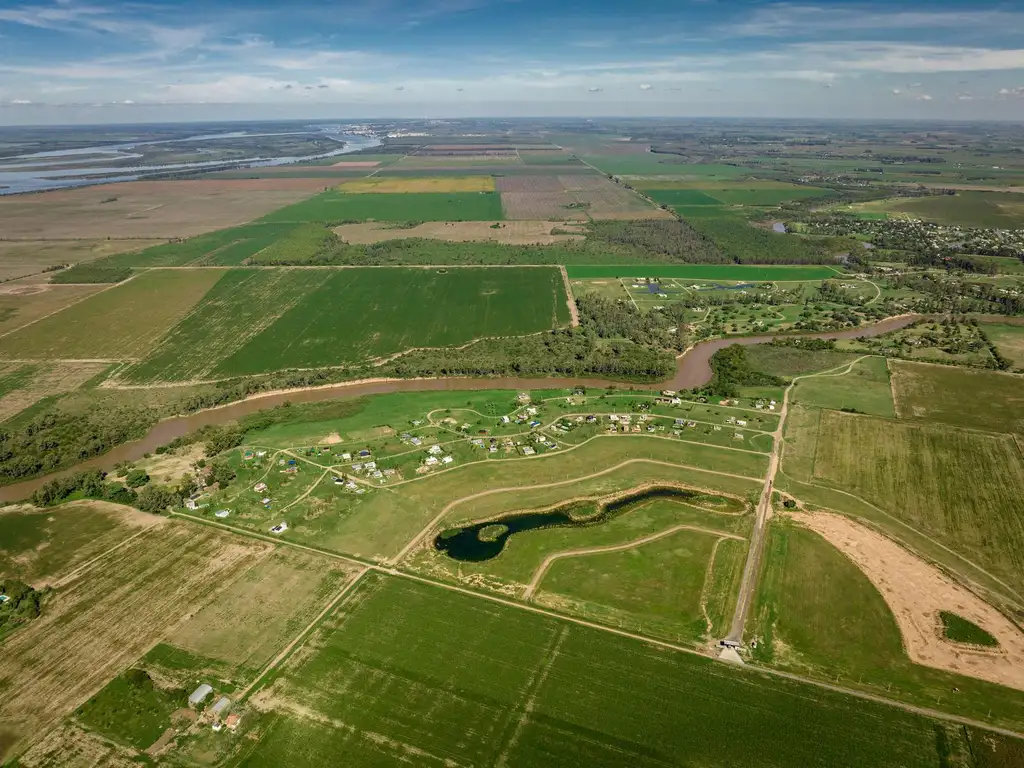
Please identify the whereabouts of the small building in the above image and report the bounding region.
[189,684,213,707]
[184,494,206,511]
[428,444,443,455]
[441,455,454,464]
[358,449,371,458]
[211,697,231,717]
[270,522,288,534]
[214,509,231,519]
[341,452,352,461]
[225,713,241,731]
[254,482,268,493]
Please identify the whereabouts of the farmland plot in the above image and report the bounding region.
[212,267,570,375]
[93,223,303,268]
[259,190,505,223]
[0,521,269,762]
[0,284,106,336]
[237,574,961,768]
[337,176,494,193]
[0,269,224,361]
[333,220,586,246]
[0,361,109,421]
[124,269,330,383]
[501,191,590,220]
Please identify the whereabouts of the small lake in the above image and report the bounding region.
[434,487,701,562]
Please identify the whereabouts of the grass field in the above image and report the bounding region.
[811,410,1024,592]
[92,223,303,268]
[790,356,896,417]
[0,501,159,585]
[210,267,570,376]
[744,345,862,378]
[0,519,269,761]
[750,521,1024,730]
[0,360,109,422]
[334,219,586,246]
[259,190,505,223]
[847,191,1024,228]
[0,270,224,361]
[983,322,1024,368]
[0,239,163,281]
[565,264,840,280]
[0,284,105,336]
[234,573,973,767]
[889,360,1024,432]
[337,176,495,193]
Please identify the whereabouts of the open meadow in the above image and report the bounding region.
[259,190,505,223]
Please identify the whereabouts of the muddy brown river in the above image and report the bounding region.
[0,315,918,501]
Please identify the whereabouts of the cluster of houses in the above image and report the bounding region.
[188,683,240,732]
[417,443,455,473]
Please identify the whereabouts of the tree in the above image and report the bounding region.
[125,468,150,488]
[135,485,176,514]
[209,461,236,488]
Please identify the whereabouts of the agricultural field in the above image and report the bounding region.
[789,355,896,417]
[0,360,109,421]
[640,183,831,208]
[982,321,1024,369]
[0,179,328,240]
[224,574,972,768]
[742,345,862,379]
[843,191,1024,228]
[889,360,1024,432]
[810,410,1024,593]
[334,220,586,246]
[0,283,106,335]
[337,176,495,193]
[0,269,224,361]
[497,174,667,220]
[565,264,841,280]
[0,520,269,761]
[0,239,163,282]
[259,190,505,223]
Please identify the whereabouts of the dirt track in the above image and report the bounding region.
[789,510,1024,691]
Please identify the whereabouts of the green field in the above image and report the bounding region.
[565,264,840,280]
[644,186,831,207]
[0,269,224,361]
[644,189,723,206]
[206,267,569,376]
[983,322,1024,369]
[744,345,862,379]
[889,360,1024,433]
[811,410,1024,593]
[258,190,505,223]
[233,573,978,767]
[686,217,838,264]
[940,611,999,647]
[91,223,301,269]
[790,356,896,417]
[750,522,1024,729]
[853,191,1024,228]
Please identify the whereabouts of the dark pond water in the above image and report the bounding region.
[434,486,699,562]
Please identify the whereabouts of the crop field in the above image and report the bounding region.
[982,322,1024,368]
[847,191,1024,228]
[0,269,224,361]
[0,501,161,585]
[166,548,362,679]
[743,345,861,378]
[889,360,1024,432]
[811,410,1024,592]
[0,360,109,421]
[0,520,269,761]
[0,283,105,336]
[790,356,896,417]
[0,180,327,240]
[259,190,505,223]
[124,269,329,382]
[209,267,570,375]
[750,521,1024,729]
[334,219,586,246]
[498,174,667,220]
[565,264,840,279]
[337,176,495,193]
[534,527,746,644]
[0,239,163,282]
[234,573,967,768]
[643,185,832,207]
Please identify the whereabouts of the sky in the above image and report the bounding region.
[2,0,1024,124]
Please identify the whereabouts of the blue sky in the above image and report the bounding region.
[2,0,1024,123]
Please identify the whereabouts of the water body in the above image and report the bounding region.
[435,487,700,562]
[0,314,919,502]
[0,129,381,195]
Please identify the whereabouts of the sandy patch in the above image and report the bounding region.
[334,219,586,245]
[330,160,381,168]
[321,432,343,445]
[788,511,1024,691]
[136,444,205,486]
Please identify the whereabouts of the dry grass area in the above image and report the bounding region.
[166,548,361,675]
[337,176,495,193]
[495,176,567,193]
[0,240,163,281]
[14,722,139,768]
[334,220,586,245]
[330,160,380,168]
[0,361,108,422]
[789,511,1024,691]
[134,444,205,486]
[498,175,668,220]
[0,284,106,336]
[0,521,270,762]
[0,180,327,240]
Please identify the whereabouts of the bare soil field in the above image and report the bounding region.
[334,220,586,245]
[337,176,495,193]
[0,180,327,240]
[15,722,139,768]
[495,176,567,193]
[0,284,106,336]
[330,160,380,168]
[166,548,362,676]
[789,511,1024,691]
[0,520,270,762]
[0,361,108,422]
[501,191,590,220]
[498,175,668,220]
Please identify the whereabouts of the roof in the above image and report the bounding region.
[211,696,231,715]
[188,684,213,704]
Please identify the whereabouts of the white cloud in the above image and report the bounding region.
[639,83,653,90]
[915,94,933,101]
[891,88,902,95]
[732,5,1024,38]
[9,98,32,104]
[588,86,603,92]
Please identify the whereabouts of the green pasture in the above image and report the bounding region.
[645,189,723,206]
[258,190,505,223]
[790,355,896,418]
[94,223,301,268]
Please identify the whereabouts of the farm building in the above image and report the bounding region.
[254,482,268,493]
[211,697,231,717]
[189,684,213,707]
[214,509,231,519]
[225,713,241,731]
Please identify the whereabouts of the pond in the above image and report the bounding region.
[433,486,702,562]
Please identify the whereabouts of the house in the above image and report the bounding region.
[441,456,454,464]
[185,494,206,511]
[261,497,272,505]
[189,684,213,707]
[410,437,422,446]
[502,415,511,424]
[364,461,377,470]
[254,482,268,493]
[256,451,267,458]
[214,509,231,519]
[358,450,371,458]
[521,446,536,456]
[211,697,231,717]
[425,456,439,466]
[225,714,241,731]
[333,476,345,485]
[661,390,677,397]
[428,444,443,455]
[341,453,352,461]
[270,522,288,534]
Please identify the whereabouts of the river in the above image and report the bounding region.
[0,315,919,502]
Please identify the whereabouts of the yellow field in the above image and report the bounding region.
[0,520,269,761]
[337,176,495,193]
[166,547,361,675]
